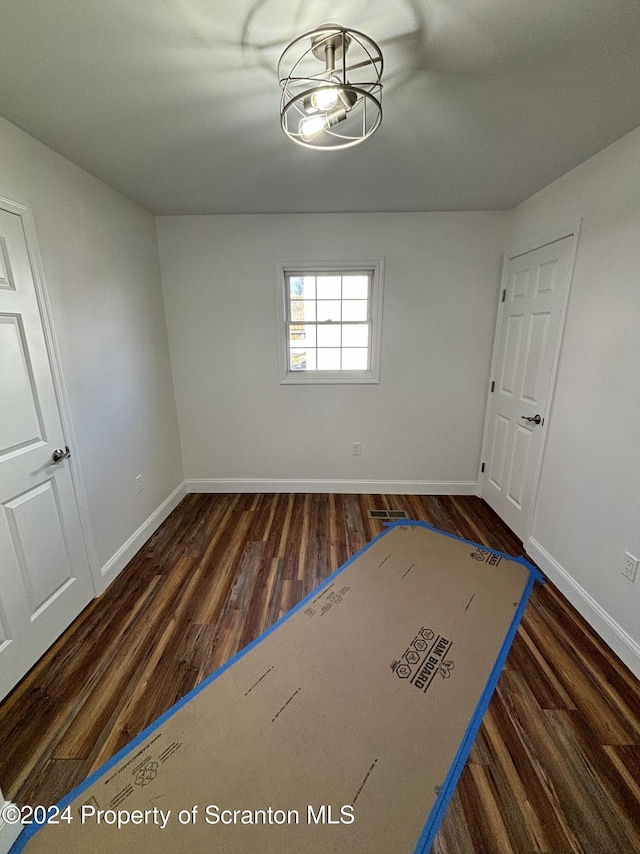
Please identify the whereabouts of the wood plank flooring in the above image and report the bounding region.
[1,493,639,853]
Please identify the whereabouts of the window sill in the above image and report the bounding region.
[280,371,381,385]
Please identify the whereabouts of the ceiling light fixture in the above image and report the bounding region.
[278,23,383,150]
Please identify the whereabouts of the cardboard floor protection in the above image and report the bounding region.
[12,521,541,854]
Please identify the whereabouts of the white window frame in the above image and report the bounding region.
[275,259,384,384]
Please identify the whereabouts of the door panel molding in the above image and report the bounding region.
[0,196,100,698]
[479,220,582,541]
[0,195,101,593]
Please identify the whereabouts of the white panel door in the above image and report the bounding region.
[0,207,94,700]
[482,236,573,539]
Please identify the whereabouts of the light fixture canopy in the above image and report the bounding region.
[278,23,383,150]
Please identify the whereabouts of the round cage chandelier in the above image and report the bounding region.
[278,23,383,151]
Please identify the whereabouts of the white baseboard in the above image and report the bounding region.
[0,801,21,854]
[527,536,640,681]
[99,482,188,592]
[185,479,478,496]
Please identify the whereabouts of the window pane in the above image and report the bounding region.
[342,275,369,300]
[289,276,315,299]
[342,348,368,370]
[342,300,368,321]
[317,348,341,370]
[317,324,341,347]
[290,300,316,322]
[342,323,369,348]
[290,348,316,371]
[290,324,316,347]
[316,276,341,300]
[317,300,341,322]
[280,260,381,384]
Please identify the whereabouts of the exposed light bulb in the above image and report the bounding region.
[310,87,339,111]
[298,105,348,142]
[299,114,329,141]
[303,78,341,114]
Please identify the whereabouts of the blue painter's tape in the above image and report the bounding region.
[11,520,541,854]
[411,538,539,852]
[9,522,395,853]
[383,519,544,582]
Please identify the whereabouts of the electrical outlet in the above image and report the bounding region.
[136,474,144,493]
[622,552,638,582]
[352,442,361,456]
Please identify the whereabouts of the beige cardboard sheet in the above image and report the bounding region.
[15,524,533,854]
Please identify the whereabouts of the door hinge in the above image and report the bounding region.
[501,289,506,302]
[481,462,485,473]
[490,381,495,392]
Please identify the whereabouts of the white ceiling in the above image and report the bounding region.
[1,0,639,215]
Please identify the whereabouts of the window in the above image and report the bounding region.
[276,260,384,384]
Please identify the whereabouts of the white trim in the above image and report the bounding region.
[186,479,477,495]
[527,536,640,681]
[506,222,582,262]
[0,194,101,592]
[478,220,582,544]
[99,482,187,590]
[476,251,509,487]
[275,258,385,384]
[0,797,22,854]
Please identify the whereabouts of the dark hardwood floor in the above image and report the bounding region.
[1,493,639,853]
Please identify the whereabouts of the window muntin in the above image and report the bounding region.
[276,259,384,385]
[286,272,372,374]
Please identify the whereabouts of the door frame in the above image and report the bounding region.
[478,220,582,543]
[0,194,100,594]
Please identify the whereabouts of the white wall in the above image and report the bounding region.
[157,212,508,492]
[4,101,636,680]
[509,126,640,676]
[0,117,183,587]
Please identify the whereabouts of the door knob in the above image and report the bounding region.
[52,446,71,463]
[521,414,542,425]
